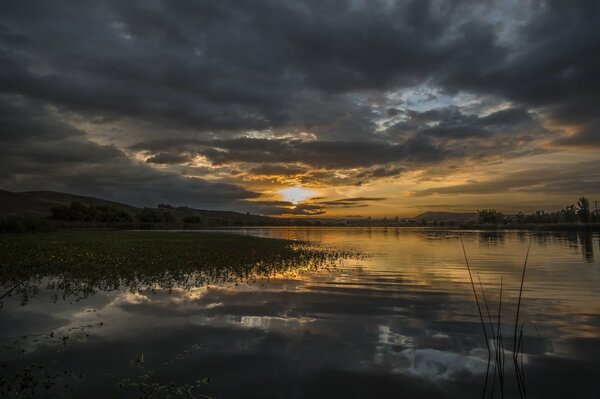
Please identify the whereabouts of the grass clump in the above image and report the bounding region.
[461,238,531,399]
[0,216,57,233]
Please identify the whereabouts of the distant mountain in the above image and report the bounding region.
[1,189,481,226]
[411,211,477,222]
[0,189,136,217]
[0,189,276,225]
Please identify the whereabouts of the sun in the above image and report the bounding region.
[279,187,314,204]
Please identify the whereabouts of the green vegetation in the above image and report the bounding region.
[0,230,355,398]
[0,230,353,304]
[477,196,599,227]
[477,209,506,225]
[43,200,291,228]
[181,215,205,224]
[135,207,176,223]
[50,201,133,223]
[0,216,57,233]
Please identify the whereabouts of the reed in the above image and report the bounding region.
[461,238,531,399]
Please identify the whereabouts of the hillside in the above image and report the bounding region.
[0,189,277,225]
[0,189,137,217]
[1,189,482,226]
[411,211,477,223]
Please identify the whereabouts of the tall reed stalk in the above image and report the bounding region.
[461,238,531,399]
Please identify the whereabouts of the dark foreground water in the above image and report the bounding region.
[2,228,600,398]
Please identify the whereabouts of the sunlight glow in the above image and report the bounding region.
[279,187,314,204]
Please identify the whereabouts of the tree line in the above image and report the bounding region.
[50,202,135,223]
[48,202,236,225]
[478,197,598,225]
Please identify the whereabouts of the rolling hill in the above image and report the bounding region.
[411,211,478,223]
[0,189,277,225]
[0,189,137,217]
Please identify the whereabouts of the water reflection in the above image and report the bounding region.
[1,228,600,398]
[478,231,506,248]
[524,231,597,263]
[579,233,595,262]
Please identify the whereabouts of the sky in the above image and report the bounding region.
[1,0,599,217]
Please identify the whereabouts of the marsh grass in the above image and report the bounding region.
[0,230,358,398]
[0,216,57,234]
[0,230,357,305]
[461,238,531,399]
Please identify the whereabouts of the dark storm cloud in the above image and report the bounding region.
[553,121,600,147]
[413,161,600,197]
[248,164,308,176]
[0,0,598,206]
[319,197,387,207]
[247,200,325,216]
[1,0,596,136]
[431,2,600,147]
[133,136,448,169]
[129,138,202,153]
[385,106,541,140]
[202,136,449,169]
[145,152,194,165]
[356,167,405,179]
[248,196,387,214]
[0,96,259,209]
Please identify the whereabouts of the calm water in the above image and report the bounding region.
[2,228,600,398]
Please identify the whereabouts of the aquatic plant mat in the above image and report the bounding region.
[0,230,355,304]
[0,230,359,398]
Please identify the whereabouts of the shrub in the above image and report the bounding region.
[0,216,56,233]
[182,215,205,224]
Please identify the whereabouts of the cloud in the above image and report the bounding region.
[2,0,595,140]
[145,152,194,165]
[248,164,308,176]
[316,197,387,208]
[0,95,259,209]
[203,136,449,169]
[413,161,600,197]
[246,200,326,216]
[0,0,598,210]
[319,197,387,206]
[247,196,387,215]
[356,167,405,179]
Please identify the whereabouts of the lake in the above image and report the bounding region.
[2,227,600,398]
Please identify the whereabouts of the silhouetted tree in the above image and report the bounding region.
[514,212,526,224]
[529,210,553,223]
[96,206,133,223]
[577,197,591,223]
[182,215,205,224]
[50,202,96,221]
[477,209,505,224]
[559,205,578,223]
[50,202,133,223]
[136,208,176,223]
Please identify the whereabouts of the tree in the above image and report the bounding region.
[96,206,133,223]
[182,215,205,224]
[514,212,526,224]
[136,208,176,223]
[477,209,505,224]
[560,205,578,223]
[577,197,591,223]
[50,202,133,223]
[50,201,96,221]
